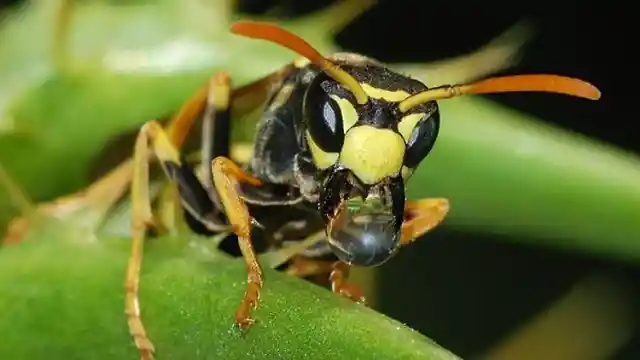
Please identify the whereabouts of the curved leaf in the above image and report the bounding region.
[0,225,461,360]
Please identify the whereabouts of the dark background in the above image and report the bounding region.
[1,0,636,358]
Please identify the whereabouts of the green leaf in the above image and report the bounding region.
[0,224,461,360]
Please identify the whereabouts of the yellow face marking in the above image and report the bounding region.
[361,83,411,102]
[339,125,405,185]
[330,94,358,133]
[268,83,295,112]
[294,56,311,68]
[306,130,339,170]
[397,113,425,143]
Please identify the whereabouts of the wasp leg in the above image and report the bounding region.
[285,256,335,278]
[205,71,267,330]
[201,72,232,194]
[281,253,366,304]
[284,256,347,295]
[330,261,366,304]
[127,123,165,360]
[125,70,236,359]
[1,158,136,246]
[210,157,265,330]
[127,115,234,359]
[282,256,364,301]
[400,198,450,245]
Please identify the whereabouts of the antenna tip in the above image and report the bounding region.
[561,76,602,101]
[586,83,602,100]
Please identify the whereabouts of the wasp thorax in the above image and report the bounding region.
[327,195,401,267]
[339,125,405,185]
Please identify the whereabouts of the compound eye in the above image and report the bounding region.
[403,111,440,168]
[304,77,345,153]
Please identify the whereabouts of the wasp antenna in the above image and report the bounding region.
[230,21,369,105]
[398,74,601,113]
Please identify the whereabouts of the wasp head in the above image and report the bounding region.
[303,67,440,267]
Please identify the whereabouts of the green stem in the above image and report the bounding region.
[408,97,640,261]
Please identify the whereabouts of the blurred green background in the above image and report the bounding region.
[0,0,638,359]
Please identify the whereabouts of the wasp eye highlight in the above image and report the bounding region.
[327,196,401,267]
[304,77,345,153]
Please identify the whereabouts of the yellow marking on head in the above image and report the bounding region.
[401,166,414,180]
[361,83,411,102]
[306,130,339,169]
[330,94,358,133]
[268,83,295,112]
[397,113,425,142]
[339,125,405,184]
[294,56,311,68]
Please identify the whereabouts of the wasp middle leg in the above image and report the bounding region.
[211,157,265,330]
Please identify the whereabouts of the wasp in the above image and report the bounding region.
[1,17,601,360]
[115,20,602,359]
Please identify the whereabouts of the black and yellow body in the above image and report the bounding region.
[114,21,600,360]
[9,19,594,360]
[186,53,441,271]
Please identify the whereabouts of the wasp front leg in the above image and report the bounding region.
[211,157,266,330]
[400,198,450,245]
[200,72,267,330]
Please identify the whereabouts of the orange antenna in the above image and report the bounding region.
[398,74,601,113]
[231,21,369,105]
